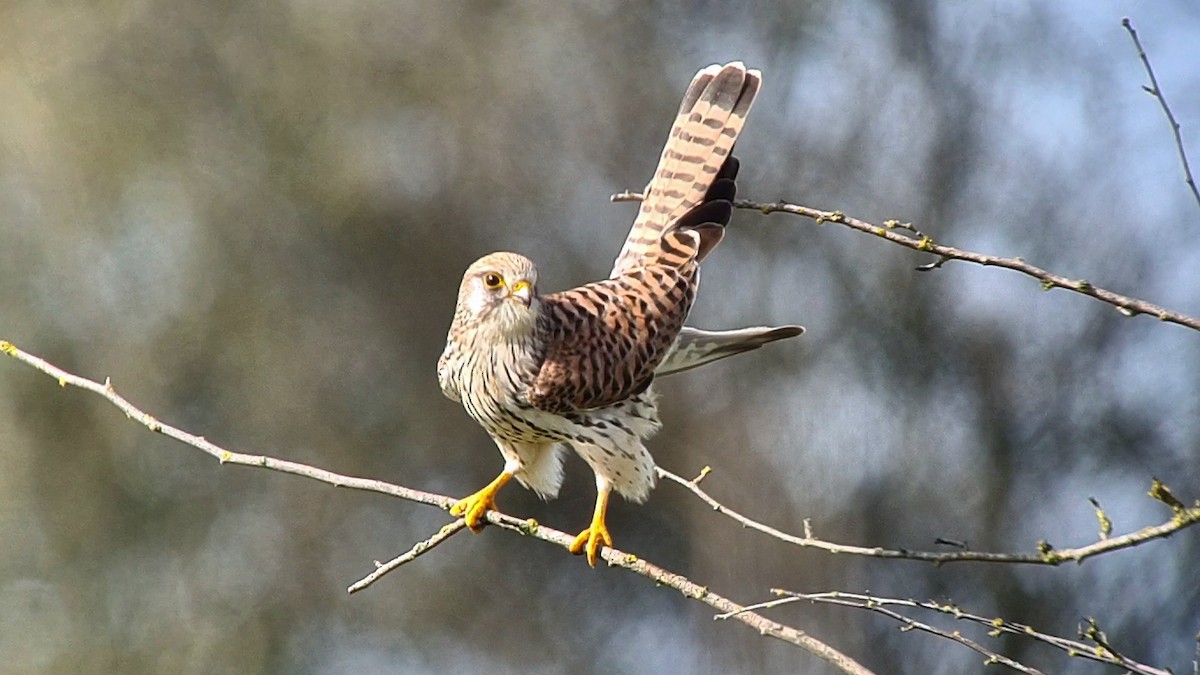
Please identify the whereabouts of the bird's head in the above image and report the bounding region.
[454,252,540,335]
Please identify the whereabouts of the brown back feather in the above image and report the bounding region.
[528,266,694,413]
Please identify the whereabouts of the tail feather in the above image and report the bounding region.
[632,152,739,270]
[655,325,804,377]
[610,63,761,277]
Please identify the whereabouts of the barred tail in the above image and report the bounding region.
[610,63,760,277]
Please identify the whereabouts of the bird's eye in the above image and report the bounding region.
[483,273,504,290]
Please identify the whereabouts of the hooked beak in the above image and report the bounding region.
[509,279,532,306]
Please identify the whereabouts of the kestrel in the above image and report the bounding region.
[437,62,802,566]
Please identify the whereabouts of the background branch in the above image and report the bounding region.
[611,192,1200,331]
[728,593,1043,674]
[1122,17,1200,212]
[658,467,1200,565]
[777,591,1171,675]
[0,340,871,675]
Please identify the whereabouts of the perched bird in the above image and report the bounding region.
[437,62,802,566]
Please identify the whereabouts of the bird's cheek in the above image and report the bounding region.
[465,291,493,317]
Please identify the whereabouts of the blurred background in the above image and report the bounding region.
[2,1,1198,673]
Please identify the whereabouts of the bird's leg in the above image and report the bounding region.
[451,469,514,532]
[569,476,613,567]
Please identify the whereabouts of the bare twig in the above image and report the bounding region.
[1122,17,1200,212]
[1078,617,1125,666]
[348,520,469,593]
[771,592,1042,674]
[611,192,1200,332]
[779,591,1170,675]
[1193,629,1198,675]
[657,467,1200,566]
[0,340,872,675]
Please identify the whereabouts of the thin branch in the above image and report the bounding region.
[657,467,1200,566]
[1122,17,1200,212]
[348,520,468,593]
[780,591,1170,675]
[766,592,1042,674]
[611,192,1200,332]
[0,340,872,675]
[1078,617,1127,668]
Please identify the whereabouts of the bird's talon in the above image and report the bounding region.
[451,473,512,532]
[451,493,492,531]
[569,525,613,567]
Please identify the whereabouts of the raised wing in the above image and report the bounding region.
[610,62,761,278]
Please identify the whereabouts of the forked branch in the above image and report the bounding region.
[772,590,1170,675]
[657,467,1200,566]
[610,192,1200,332]
[0,340,870,675]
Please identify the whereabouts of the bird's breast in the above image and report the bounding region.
[452,335,559,443]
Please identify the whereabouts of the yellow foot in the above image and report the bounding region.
[570,484,613,567]
[450,491,494,532]
[450,471,512,532]
[569,525,613,567]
